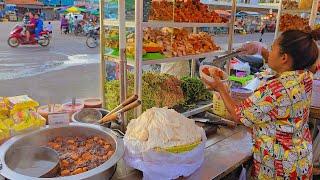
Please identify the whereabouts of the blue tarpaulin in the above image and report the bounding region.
[42,0,74,6]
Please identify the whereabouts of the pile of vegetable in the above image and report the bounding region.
[180,76,211,105]
[105,72,185,112]
[105,73,211,118]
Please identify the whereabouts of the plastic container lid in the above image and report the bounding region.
[62,100,84,113]
[37,104,63,120]
[83,98,102,108]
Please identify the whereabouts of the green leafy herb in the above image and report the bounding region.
[180,76,211,104]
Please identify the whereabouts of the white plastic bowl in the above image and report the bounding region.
[199,65,228,84]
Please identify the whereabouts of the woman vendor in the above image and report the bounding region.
[202,29,319,179]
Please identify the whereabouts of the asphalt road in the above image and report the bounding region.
[0,21,100,104]
[0,21,275,104]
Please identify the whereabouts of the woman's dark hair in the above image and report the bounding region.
[279,29,320,70]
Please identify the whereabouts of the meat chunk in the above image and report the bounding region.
[47,135,114,176]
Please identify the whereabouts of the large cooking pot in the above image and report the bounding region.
[0,123,124,180]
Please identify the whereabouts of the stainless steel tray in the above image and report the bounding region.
[0,123,124,180]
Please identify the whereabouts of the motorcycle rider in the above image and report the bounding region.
[34,13,43,40]
[22,12,30,25]
[25,12,36,42]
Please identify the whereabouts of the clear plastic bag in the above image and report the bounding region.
[239,165,247,180]
[124,131,207,180]
[313,126,320,167]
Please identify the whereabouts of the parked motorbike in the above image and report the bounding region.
[75,22,95,37]
[74,23,84,36]
[86,27,100,48]
[7,25,50,47]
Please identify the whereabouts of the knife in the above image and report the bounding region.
[205,112,237,128]
[193,118,231,127]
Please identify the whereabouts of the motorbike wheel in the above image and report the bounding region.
[7,37,20,47]
[86,36,98,48]
[74,29,79,36]
[74,28,82,36]
[38,36,50,47]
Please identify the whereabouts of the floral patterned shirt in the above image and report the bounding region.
[236,71,313,179]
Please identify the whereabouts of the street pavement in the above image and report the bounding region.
[0,21,100,104]
[0,21,275,104]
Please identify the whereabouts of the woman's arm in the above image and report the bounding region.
[261,47,269,63]
[239,42,269,63]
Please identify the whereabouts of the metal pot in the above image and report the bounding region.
[0,123,124,180]
[72,108,112,128]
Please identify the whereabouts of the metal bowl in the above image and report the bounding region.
[0,123,124,180]
[72,108,112,128]
[74,108,102,123]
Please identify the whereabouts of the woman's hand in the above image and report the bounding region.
[239,41,264,55]
[201,75,225,92]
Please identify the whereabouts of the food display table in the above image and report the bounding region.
[113,126,252,180]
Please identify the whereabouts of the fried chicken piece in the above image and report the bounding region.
[61,169,71,176]
[71,168,84,175]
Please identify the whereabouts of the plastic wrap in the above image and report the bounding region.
[0,96,45,143]
[313,126,320,167]
[124,131,207,180]
[11,109,46,135]
[0,97,9,119]
[6,95,39,114]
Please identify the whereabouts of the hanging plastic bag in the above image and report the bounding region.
[313,126,320,167]
[124,131,207,180]
[239,165,247,180]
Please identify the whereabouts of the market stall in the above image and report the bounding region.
[101,0,237,129]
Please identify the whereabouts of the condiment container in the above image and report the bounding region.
[37,104,63,121]
[62,100,84,120]
[199,65,228,84]
[83,98,102,108]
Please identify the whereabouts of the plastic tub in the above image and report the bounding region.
[73,108,102,123]
[62,100,84,120]
[72,108,112,128]
[83,98,102,108]
[199,65,228,84]
[37,104,63,121]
